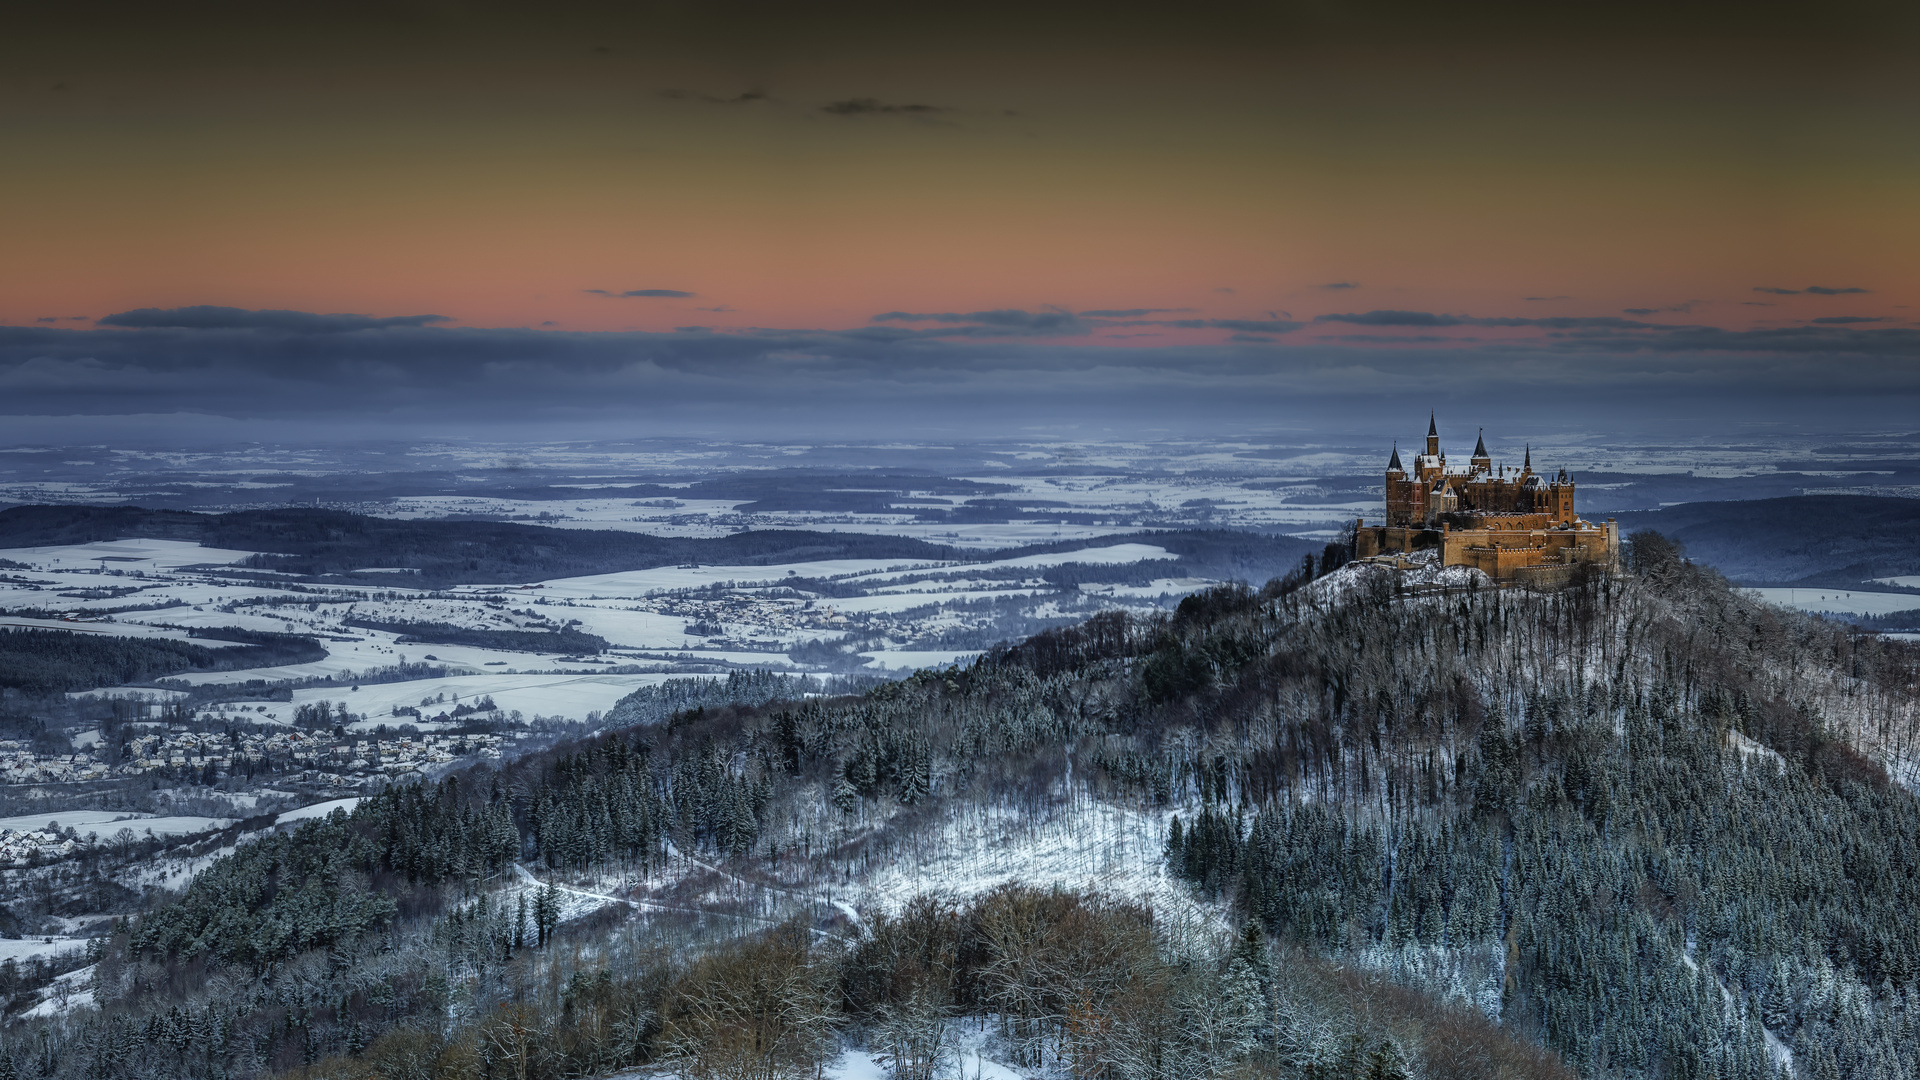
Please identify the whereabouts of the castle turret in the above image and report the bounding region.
[1470,429,1491,475]
[1523,444,1532,477]
[1387,443,1403,476]
[1425,413,1440,458]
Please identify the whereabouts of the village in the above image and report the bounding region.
[0,726,516,790]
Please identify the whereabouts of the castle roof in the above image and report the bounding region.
[1428,413,1438,438]
[1473,429,1488,458]
[1387,444,1403,472]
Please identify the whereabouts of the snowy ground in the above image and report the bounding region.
[0,811,232,837]
[849,798,1198,923]
[0,616,243,645]
[9,535,1229,722]
[307,673,686,724]
[0,539,259,571]
[1744,587,1920,617]
[859,651,982,672]
[21,963,96,1019]
[0,936,88,964]
[274,797,362,824]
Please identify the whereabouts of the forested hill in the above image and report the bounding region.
[0,505,1319,587]
[11,538,1920,1080]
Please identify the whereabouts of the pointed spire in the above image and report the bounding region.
[1387,443,1402,472]
[1428,412,1438,438]
[1473,428,1488,458]
[1524,443,1532,472]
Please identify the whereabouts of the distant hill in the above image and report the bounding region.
[1612,494,1920,586]
[0,505,1320,589]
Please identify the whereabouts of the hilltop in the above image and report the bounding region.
[1,535,1916,1080]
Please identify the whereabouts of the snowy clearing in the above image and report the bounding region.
[0,538,263,570]
[859,650,982,671]
[1744,587,1920,617]
[0,810,231,837]
[275,797,363,824]
[0,937,87,964]
[304,672,686,724]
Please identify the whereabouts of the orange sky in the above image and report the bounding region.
[3,3,1916,342]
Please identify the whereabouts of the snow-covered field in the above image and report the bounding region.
[0,617,240,645]
[0,937,87,964]
[0,538,260,571]
[316,672,685,725]
[516,557,956,599]
[1744,588,1920,617]
[274,797,362,824]
[0,811,231,837]
[5,527,1235,735]
[859,650,982,671]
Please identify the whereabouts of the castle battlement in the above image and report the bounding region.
[1356,415,1618,585]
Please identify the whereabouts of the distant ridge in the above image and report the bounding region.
[0,505,1319,590]
[1612,494,1920,587]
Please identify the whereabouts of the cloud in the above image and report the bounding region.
[96,306,449,333]
[1752,287,1801,295]
[1811,315,1887,324]
[1313,310,1665,330]
[586,289,695,299]
[35,317,58,323]
[1754,285,1873,296]
[1523,296,1571,302]
[1622,303,1695,316]
[660,88,768,105]
[1548,323,1920,358]
[10,309,1920,441]
[1228,334,1275,343]
[1318,282,1359,290]
[1162,319,1303,333]
[1077,307,1193,318]
[871,309,1091,335]
[1313,310,1463,327]
[1213,287,1236,294]
[822,98,948,116]
[1317,334,1463,344]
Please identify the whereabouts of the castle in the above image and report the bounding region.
[1353,415,1618,585]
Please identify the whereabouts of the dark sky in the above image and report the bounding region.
[3,1,1918,441]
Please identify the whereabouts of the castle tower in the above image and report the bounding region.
[1387,443,1403,476]
[1425,413,1440,458]
[1470,429,1491,475]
